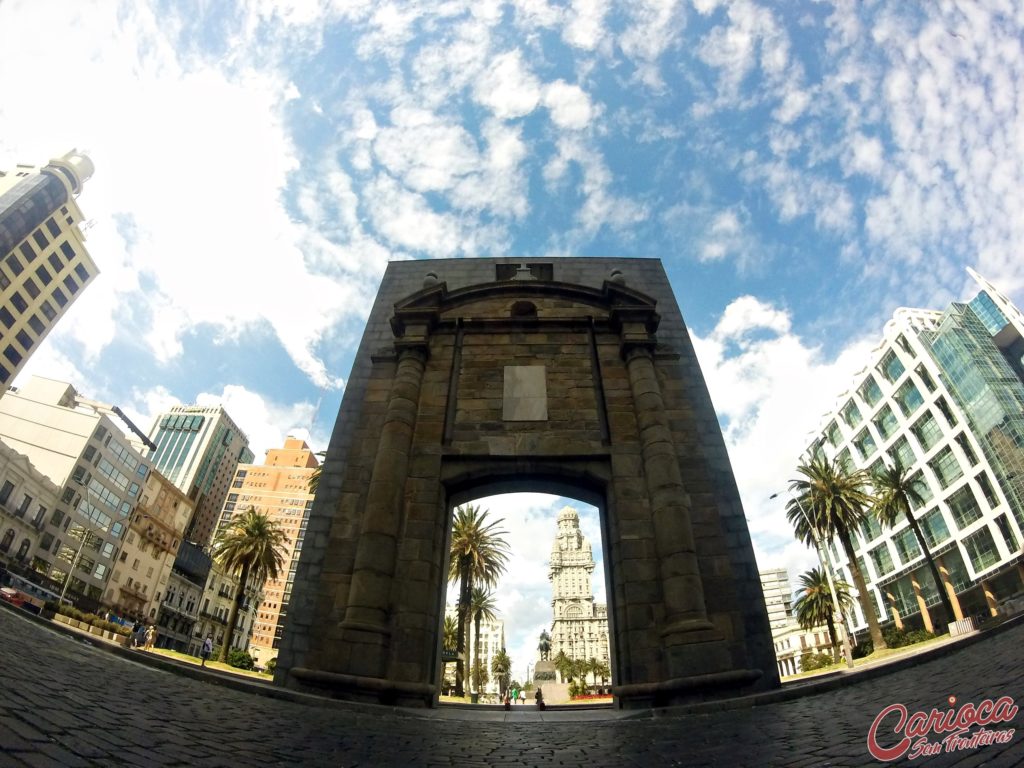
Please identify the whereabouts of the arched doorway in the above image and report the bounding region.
[278,258,778,708]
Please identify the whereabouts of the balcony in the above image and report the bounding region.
[118,581,148,601]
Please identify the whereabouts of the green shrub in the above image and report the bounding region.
[905,629,936,645]
[852,640,873,659]
[227,649,255,670]
[265,658,277,674]
[882,628,910,648]
[799,652,835,672]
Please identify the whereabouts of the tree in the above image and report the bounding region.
[470,660,489,693]
[872,460,955,628]
[537,629,551,661]
[448,505,510,696]
[442,615,459,651]
[593,659,610,687]
[553,650,575,683]
[470,586,499,695]
[307,450,327,496]
[793,567,854,660]
[212,506,288,662]
[491,648,512,696]
[788,457,887,651]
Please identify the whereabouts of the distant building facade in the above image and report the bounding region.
[806,269,1024,637]
[0,151,98,391]
[445,602,505,695]
[0,376,152,611]
[0,439,61,570]
[146,405,253,548]
[760,568,795,632]
[216,437,319,666]
[548,506,609,678]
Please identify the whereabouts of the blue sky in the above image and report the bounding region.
[2,0,1023,680]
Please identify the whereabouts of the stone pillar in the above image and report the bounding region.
[340,343,428,668]
[910,573,934,634]
[886,591,903,630]
[936,557,964,621]
[981,580,999,617]
[621,341,726,677]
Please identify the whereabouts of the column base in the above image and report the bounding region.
[613,668,765,709]
[288,667,436,707]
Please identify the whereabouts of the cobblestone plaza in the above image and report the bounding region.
[1,607,1022,766]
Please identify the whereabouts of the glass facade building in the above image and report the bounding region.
[806,270,1024,636]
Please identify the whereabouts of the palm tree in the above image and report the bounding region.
[793,567,854,660]
[872,460,954,628]
[212,506,287,662]
[448,504,510,695]
[442,615,459,651]
[491,648,512,696]
[307,450,327,495]
[788,457,887,650]
[593,659,610,687]
[537,629,551,661]
[470,586,499,695]
[553,650,574,683]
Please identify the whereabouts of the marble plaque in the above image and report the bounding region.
[503,365,548,421]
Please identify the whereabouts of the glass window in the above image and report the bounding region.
[975,471,998,508]
[0,270,8,290]
[841,400,863,428]
[33,230,48,249]
[23,277,40,299]
[0,365,7,384]
[11,291,28,313]
[869,544,894,576]
[929,446,963,489]
[995,515,1019,553]
[5,253,23,276]
[859,375,882,407]
[3,345,23,366]
[853,428,877,460]
[27,315,45,336]
[896,334,915,357]
[48,252,63,273]
[0,307,15,329]
[74,264,90,283]
[50,508,65,526]
[825,421,842,447]
[873,405,899,441]
[894,528,922,564]
[861,515,882,542]
[894,380,924,417]
[947,484,983,529]
[60,241,75,261]
[908,471,933,510]
[62,275,78,295]
[34,265,51,285]
[954,434,978,466]
[39,300,56,321]
[889,436,916,470]
[935,396,957,427]
[16,330,33,352]
[915,364,936,392]
[920,508,950,548]
[962,526,1000,572]
[46,218,61,238]
[52,288,67,307]
[878,350,906,383]
[0,480,14,505]
[19,241,36,262]
[911,412,942,452]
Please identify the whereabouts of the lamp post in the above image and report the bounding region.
[771,491,855,669]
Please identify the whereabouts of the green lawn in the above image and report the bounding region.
[145,647,272,680]
[782,633,951,680]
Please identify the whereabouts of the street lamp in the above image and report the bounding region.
[771,490,855,669]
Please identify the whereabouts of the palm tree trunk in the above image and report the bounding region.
[454,556,471,696]
[826,613,839,660]
[473,612,482,694]
[219,561,250,662]
[904,510,955,628]
[837,529,887,650]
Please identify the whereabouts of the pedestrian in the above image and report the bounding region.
[511,685,518,704]
[535,686,544,710]
[519,689,526,705]
[143,625,157,651]
[200,635,213,667]
[504,692,511,710]
[131,622,146,649]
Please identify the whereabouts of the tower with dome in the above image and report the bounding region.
[548,506,610,676]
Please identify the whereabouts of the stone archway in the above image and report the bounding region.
[277,258,779,708]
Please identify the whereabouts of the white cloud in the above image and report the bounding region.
[542,80,596,130]
[617,0,686,89]
[563,0,610,51]
[473,50,542,119]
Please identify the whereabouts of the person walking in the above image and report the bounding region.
[511,685,518,705]
[519,689,526,706]
[143,625,157,651]
[200,635,213,667]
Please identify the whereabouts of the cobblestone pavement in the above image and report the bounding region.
[1,607,1021,767]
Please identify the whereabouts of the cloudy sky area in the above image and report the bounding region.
[2,0,1023,681]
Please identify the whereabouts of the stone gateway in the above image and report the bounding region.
[276,258,779,708]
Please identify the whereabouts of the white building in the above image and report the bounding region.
[0,376,152,612]
[805,270,1024,638]
[760,568,795,632]
[0,151,98,392]
[548,506,609,677]
[445,603,505,695]
[0,440,61,569]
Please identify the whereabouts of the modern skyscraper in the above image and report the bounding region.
[548,506,609,673]
[805,269,1024,637]
[0,151,98,391]
[759,568,795,631]
[146,406,254,547]
[216,437,318,666]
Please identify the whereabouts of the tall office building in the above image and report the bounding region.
[759,568,795,631]
[805,269,1024,636]
[548,506,610,672]
[0,376,152,610]
[0,151,98,391]
[217,437,318,666]
[146,406,254,548]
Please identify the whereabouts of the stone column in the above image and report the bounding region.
[341,343,428,642]
[910,573,934,633]
[936,556,964,621]
[621,341,725,675]
[981,580,999,617]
